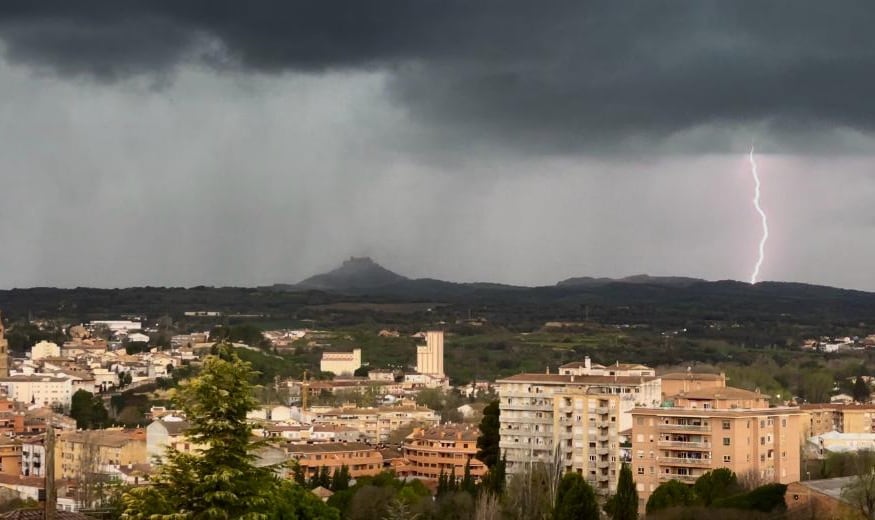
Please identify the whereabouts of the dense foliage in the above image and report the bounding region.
[69,389,109,429]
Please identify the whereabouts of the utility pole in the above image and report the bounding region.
[45,424,56,520]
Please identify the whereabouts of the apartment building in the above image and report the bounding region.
[497,373,639,494]
[55,429,147,479]
[282,442,383,479]
[0,375,74,409]
[801,404,875,438]
[307,403,439,443]
[631,386,802,503]
[402,424,487,481]
[498,371,661,431]
[20,434,45,477]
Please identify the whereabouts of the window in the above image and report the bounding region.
[723,437,731,446]
[722,420,731,430]
[723,455,731,463]
[637,467,644,475]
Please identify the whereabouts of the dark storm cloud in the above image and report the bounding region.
[2,1,875,150]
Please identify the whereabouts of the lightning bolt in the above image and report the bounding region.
[749,146,768,284]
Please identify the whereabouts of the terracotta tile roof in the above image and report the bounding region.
[283,442,376,454]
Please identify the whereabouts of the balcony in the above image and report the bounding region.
[657,440,711,450]
[596,447,612,456]
[597,459,611,468]
[594,407,611,415]
[505,403,551,411]
[657,423,710,432]
[659,457,712,467]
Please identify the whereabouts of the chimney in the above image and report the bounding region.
[585,356,591,370]
[546,366,550,375]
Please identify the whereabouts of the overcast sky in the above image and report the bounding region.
[1,2,875,290]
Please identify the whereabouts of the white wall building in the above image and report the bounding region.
[30,341,61,361]
[416,331,444,377]
[89,320,142,334]
[559,357,655,377]
[0,375,74,408]
[20,437,46,477]
[320,349,362,376]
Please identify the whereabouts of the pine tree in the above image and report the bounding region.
[448,465,458,493]
[121,343,338,519]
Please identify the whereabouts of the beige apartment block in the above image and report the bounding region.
[498,373,640,494]
[308,403,439,443]
[55,429,147,479]
[800,404,875,438]
[402,424,486,480]
[631,387,802,503]
[282,442,383,479]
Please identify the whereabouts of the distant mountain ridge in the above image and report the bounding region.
[293,257,408,291]
[557,274,705,288]
[285,258,708,293]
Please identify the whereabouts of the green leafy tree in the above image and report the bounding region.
[802,370,834,403]
[712,483,787,513]
[70,389,109,429]
[553,471,599,520]
[646,479,696,515]
[605,463,638,520]
[476,400,501,468]
[842,470,875,520]
[693,468,740,507]
[273,480,340,520]
[854,376,872,403]
[120,343,298,519]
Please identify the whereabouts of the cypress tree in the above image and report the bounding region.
[609,463,639,520]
